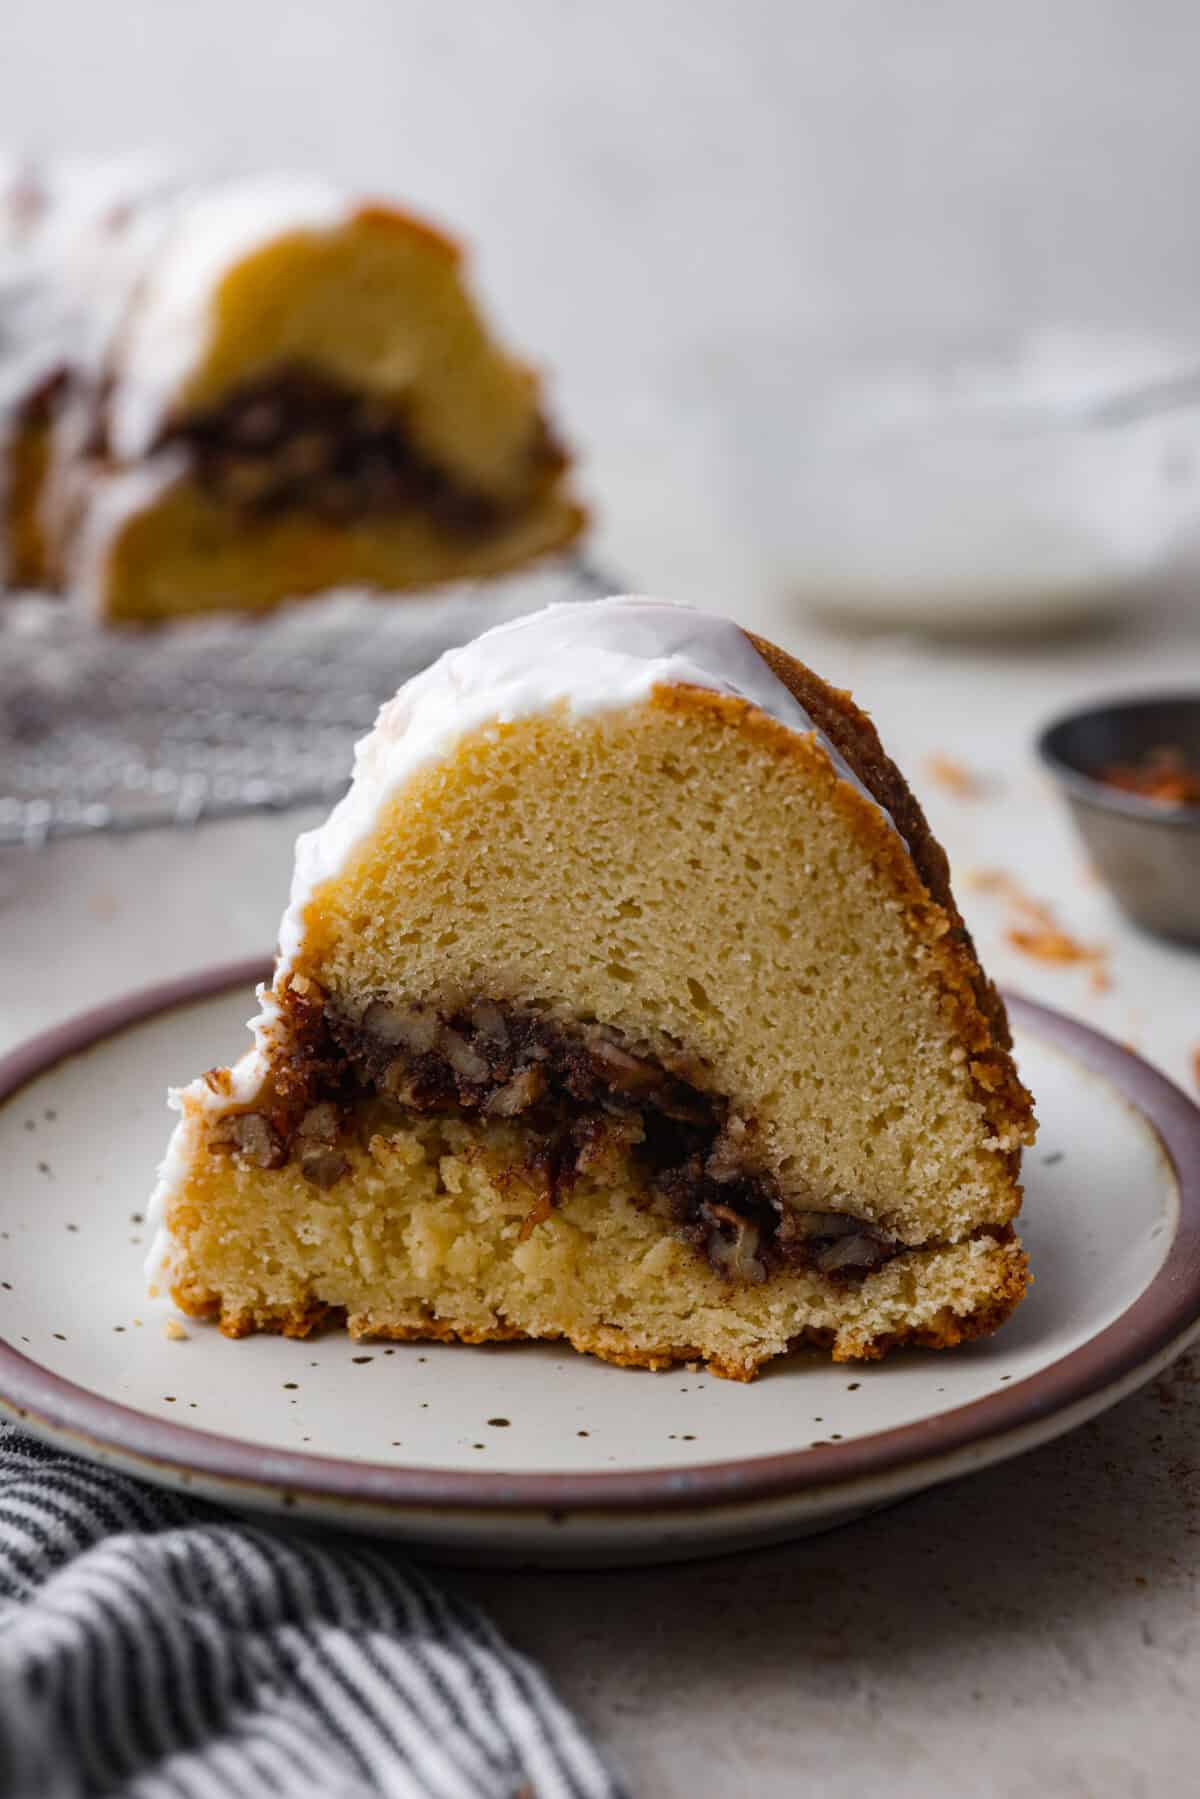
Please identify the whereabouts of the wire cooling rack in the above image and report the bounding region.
[0,556,612,847]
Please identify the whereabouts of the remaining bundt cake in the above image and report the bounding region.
[148,597,1036,1378]
[1,160,583,618]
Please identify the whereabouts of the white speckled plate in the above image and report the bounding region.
[1,959,1198,1567]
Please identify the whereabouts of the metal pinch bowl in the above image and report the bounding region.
[1038,693,1200,944]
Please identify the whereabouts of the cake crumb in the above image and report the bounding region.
[1006,923,1105,965]
[966,868,1055,925]
[163,1318,189,1342]
[971,867,1110,975]
[924,753,990,800]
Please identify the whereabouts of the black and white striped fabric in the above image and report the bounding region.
[0,1426,624,1799]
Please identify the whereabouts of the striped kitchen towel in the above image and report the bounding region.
[0,1426,625,1799]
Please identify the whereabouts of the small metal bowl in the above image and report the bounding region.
[1038,694,1200,943]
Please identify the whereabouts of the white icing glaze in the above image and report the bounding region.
[0,153,184,416]
[278,595,890,968]
[145,983,288,1294]
[107,175,354,461]
[1,154,187,588]
[145,595,894,1299]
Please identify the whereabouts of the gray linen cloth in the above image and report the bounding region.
[0,1425,625,1799]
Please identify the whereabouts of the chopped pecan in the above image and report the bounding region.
[298,1146,350,1189]
[363,1000,439,1053]
[485,1066,547,1118]
[212,1112,284,1169]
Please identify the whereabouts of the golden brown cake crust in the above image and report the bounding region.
[171,1234,1028,1381]
[349,202,463,261]
[742,631,1036,1160]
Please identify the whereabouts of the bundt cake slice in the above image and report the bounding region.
[1,164,583,616]
[148,597,1036,1378]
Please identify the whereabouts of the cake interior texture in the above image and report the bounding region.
[159,671,1034,1378]
[91,460,583,622]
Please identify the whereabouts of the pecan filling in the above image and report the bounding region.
[212,988,901,1285]
[157,365,565,538]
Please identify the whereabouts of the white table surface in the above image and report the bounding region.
[4,2,1200,1788]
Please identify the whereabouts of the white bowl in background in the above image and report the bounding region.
[756,329,1200,633]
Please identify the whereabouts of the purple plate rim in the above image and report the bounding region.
[0,957,1197,1519]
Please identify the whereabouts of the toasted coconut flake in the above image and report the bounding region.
[1006,924,1105,965]
[924,753,991,800]
[1100,746,1200,808]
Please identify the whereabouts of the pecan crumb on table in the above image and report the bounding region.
[1005,923,1107,966]
[924,753,992,800]
[968,869,1110,973]
[966,868,1055,925]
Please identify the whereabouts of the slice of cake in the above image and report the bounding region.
[148,597,1035,1378]
[1,164,583,617]
[1,153,192,592]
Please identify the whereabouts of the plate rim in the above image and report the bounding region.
[1,957,1198,1519]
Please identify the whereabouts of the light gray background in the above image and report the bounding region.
[2,6,1200,1794]
[6,0,1200,601]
